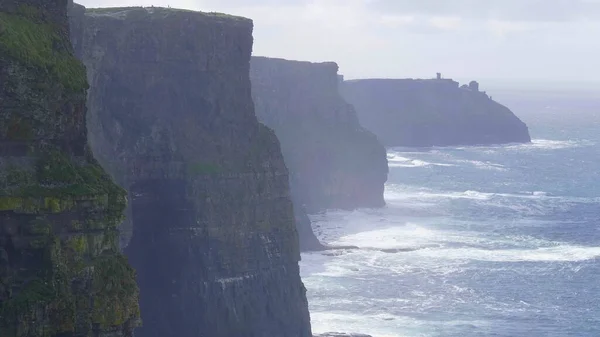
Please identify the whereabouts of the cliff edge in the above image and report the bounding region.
[70,5,311,337]
[250,57,388,228]
[0,1,139,336]
[341,78,531,147]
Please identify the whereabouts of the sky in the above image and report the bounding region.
[78,0,600,90]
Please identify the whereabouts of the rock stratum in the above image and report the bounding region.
[0,1,140,336]
[69,5,311,337]
[250,57,388,249]
[341,78,531,147]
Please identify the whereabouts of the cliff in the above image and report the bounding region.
[250,57,389,218]
[69,5,311,337]
[341,78,532,147]
[0,1,139,336]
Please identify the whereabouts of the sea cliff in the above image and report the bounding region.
[250,57,388,249]
[0,0,139,336]
[341,78,531,147]
[69,5,311,337]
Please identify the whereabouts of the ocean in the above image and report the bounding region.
[300,89,600,337]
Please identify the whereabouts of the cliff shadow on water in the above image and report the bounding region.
[0,1,139,336]
[250,57,389,251]
[341,78,532,147]
[69,4,311,337]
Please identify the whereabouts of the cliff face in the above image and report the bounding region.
[250,57,389,219]
[0,1,139,336]
[69,6,311,337]
[341,79,531,147]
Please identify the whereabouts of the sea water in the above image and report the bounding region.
[300,90,600,337]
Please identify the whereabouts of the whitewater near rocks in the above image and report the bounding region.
[301,93,600,337]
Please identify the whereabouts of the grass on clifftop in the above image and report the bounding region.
[85,6,250,21]
[0,11,88,91]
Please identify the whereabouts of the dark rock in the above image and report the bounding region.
[292,193,325,251]
[69,5,311,337]
[341,78,531,147]
[0,1,139,336]
[250,57,389,249]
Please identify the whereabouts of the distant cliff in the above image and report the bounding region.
[0,1,139,336]
[70,5,311,337]
[250,57,389,221]
[341,78,531,147]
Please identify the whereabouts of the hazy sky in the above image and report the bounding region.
[78,0,600,88]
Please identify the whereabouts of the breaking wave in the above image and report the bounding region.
[302,130,600,336]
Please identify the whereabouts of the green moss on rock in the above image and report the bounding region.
[0,2,139,336]
[187,161,221,176]
[0,148,127,219]
[1,221,139,335]
[86,6,249,22]
[15,5,42,21]
[91,255,140,328]
[0,196,23,211]
[0,280,54,322]
[0,12,87,91]
[26,218,52,236]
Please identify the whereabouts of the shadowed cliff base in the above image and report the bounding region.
[250,57,389,251]
[0,0,140,336]
[69,4,312,337]
[341,78,532,147]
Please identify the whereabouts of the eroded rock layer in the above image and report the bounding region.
[69,6,311,337]
[250,57,388,247]
[0,1,139,336]
[341,78,531,147]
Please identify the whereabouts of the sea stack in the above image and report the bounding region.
[69,5,311,337]
[341,77,531,147]
[0,0,140,336]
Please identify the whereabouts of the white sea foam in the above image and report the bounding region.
[388,150,508,171]
[488,139,592,152]
[306,291,494,337]
[387,153,455,168]
[388,160,431,168]
[302,209,600,336]
[413,245,600,262]
[384,184,599,206]
[454,159,507,171]
[304,132,599,336]
[386,139,594,174]
[309,217,600,269]
[524,139,593,150]
[323,222,553,251]
[309,311,414,337]
[448,138,594,152]
[385,186,495,202]
[309,309,490,337]
[327,223,448,250]
[387,150,507,171]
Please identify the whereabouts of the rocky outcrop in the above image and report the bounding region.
[0,1,139,336]
[250,57,389,245]
[292,193,324,251]
[69,6,311,337]
[341,78,531,147]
